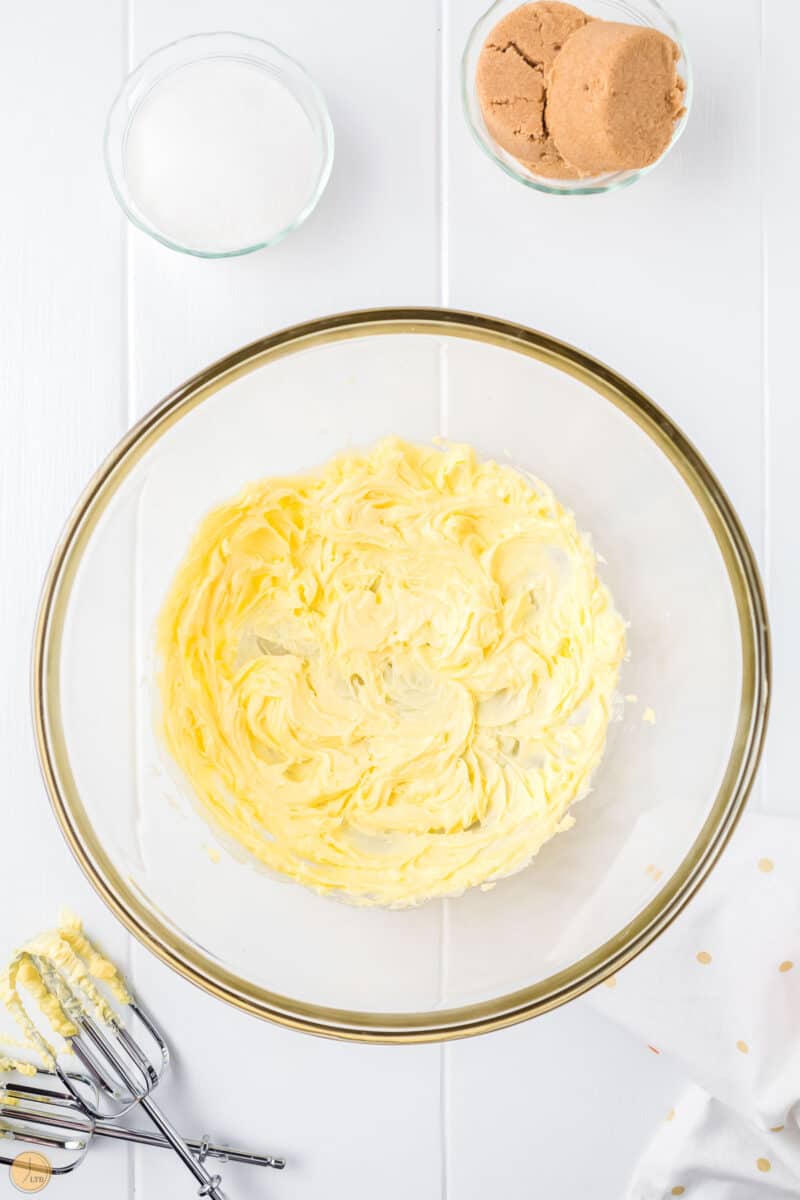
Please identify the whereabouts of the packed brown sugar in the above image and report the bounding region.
[476,1,685,179]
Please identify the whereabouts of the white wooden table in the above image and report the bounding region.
[1,1,796,1196]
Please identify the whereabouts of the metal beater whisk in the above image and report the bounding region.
[0,1070,284,1176]
[8,949,284,1197]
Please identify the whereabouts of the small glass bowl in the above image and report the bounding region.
[104,32,335,258]
[462,0,692,196]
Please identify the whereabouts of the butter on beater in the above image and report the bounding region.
[0,913,129,1066]
[0,1040,37,1077]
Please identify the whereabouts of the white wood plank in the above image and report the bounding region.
[445,1003,687,1199]
[762,0,800,820]
[444,0,764,1195]
[127,0,440,407]
[0,2,131,1197]
[445,0,765,547]
[125,4,444,1199]
[125,953,443,1200]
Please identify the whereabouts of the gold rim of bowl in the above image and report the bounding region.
[32,307,771,1043]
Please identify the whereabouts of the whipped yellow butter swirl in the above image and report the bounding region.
[157,438,625,905]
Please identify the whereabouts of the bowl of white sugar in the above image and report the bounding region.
[105,32,334,258]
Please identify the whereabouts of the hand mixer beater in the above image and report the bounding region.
[0,1068,284,1177]
[0,916,284,1196]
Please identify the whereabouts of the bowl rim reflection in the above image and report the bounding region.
[32,308,770,1043]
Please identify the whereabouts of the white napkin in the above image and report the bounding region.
[587,812,800,1197]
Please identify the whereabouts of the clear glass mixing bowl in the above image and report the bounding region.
[33,310,768,1042]
[462,0,692,196]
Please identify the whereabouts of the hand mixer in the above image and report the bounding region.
[0,1069,284,1176]
[2,940,284,1198]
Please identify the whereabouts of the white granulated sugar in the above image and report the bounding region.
[125,59,318,251]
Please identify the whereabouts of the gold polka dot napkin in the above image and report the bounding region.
[589,813,800,1195]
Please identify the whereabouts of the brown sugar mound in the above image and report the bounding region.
[475,2,685,181]
[547,21,685,173]
[476,2,592,178]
